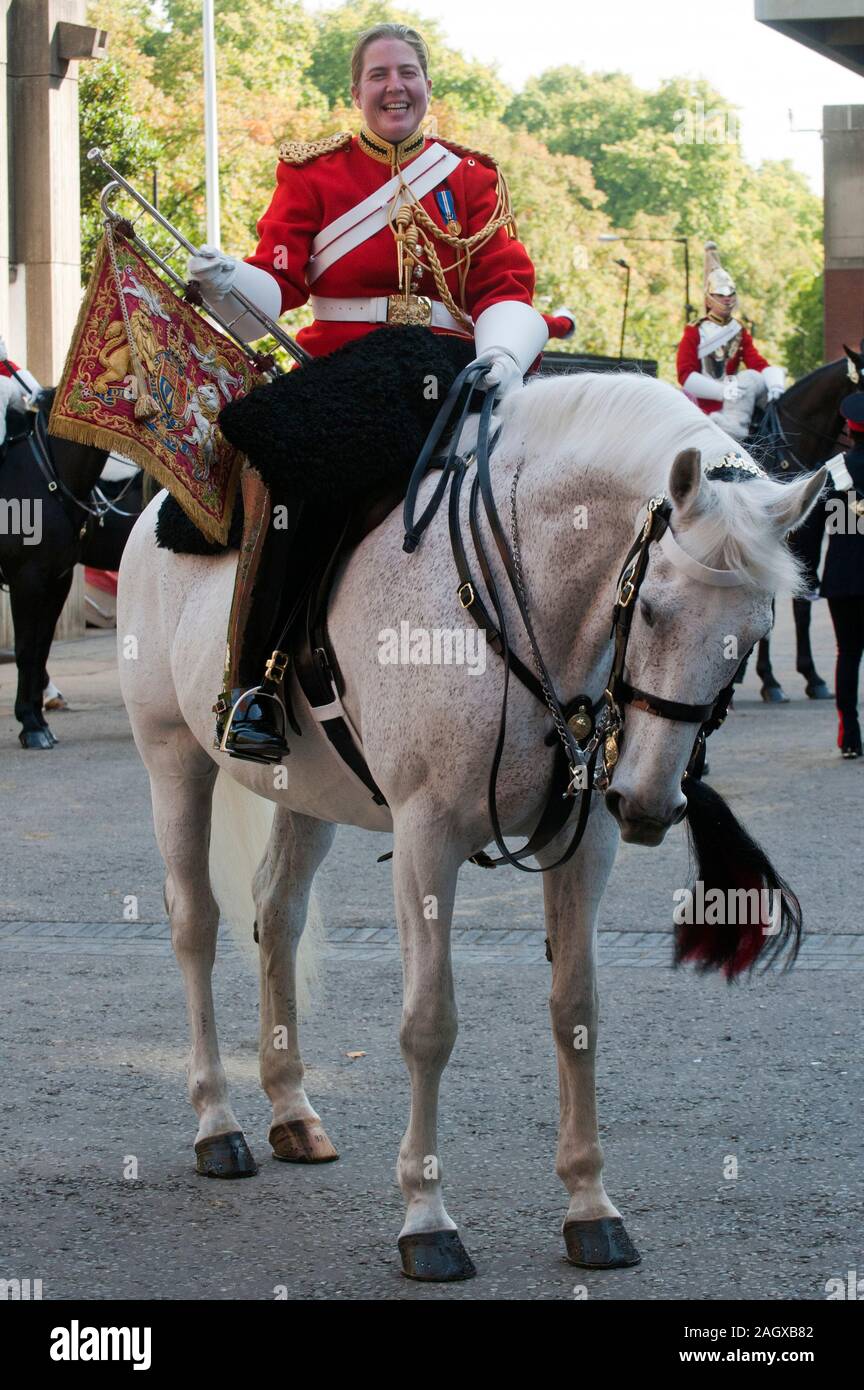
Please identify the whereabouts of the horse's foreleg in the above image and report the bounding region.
[538,809,641,1270]
[148,737,257,1179]
[392,810,474,1282]
[253,806,338,1163]
[10,568,71,747]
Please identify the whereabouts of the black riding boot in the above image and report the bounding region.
[214,465,291,764]
[793,597,832,698]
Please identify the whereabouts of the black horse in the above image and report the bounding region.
[0,390,140,748]
[747,345,863,700]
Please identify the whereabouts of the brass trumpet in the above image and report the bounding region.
[87,147,310,371]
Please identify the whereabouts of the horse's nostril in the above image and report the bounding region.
[605,790,623,823]
[672,801,688,825]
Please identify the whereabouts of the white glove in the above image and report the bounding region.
[762,365,786,402]
[471,301,548,396]
[187,245,239,297]
[15,366,42,401]
[682,370,727,403]
[723,376,740,402]
[186,252,282,344]
[472,348,523,396]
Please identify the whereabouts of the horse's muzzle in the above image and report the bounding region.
[605,789,687,845]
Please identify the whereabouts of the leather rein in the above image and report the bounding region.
[19,401,139,526]
[402,364,753,873]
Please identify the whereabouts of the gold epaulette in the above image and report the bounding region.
[277,131,352,167]
[437,137,498,171]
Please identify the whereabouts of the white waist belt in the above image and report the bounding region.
[310,294,473,336]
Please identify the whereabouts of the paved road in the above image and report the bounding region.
[0,602,861,1300]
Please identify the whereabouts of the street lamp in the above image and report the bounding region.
[598,234,694,326]
[614,258,630,361]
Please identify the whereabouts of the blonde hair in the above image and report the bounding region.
[350,23,429,87]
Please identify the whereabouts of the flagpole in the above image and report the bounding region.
[203,0,220,246]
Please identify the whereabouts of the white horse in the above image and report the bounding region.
[117,371,823,1282]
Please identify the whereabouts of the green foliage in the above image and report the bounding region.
[80,3,824,377]
[783,273,824,378]
[79,57,161,276]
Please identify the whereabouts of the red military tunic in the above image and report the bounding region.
[245,130,537,360]
[676,319,769,416]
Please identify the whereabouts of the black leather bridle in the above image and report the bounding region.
[601,490,739,793]
[403,364,753,872]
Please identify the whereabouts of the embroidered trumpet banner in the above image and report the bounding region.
[49,232,261,544]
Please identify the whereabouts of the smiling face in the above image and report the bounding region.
[351,37,431,144]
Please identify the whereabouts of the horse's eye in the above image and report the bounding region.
[640,600,655,627]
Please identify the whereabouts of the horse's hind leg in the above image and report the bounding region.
[147,731,257,1178]
[538,810,641,1270]
[253,807,339,1163]
[756,602,789,702]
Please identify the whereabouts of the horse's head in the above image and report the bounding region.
[843,342,864,387]
[604,446,825,845]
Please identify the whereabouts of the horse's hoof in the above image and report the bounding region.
[269,1117,339,1163]
[760,684,789,704]
[398,1229,477,1282]
[563,1217,641,1269]
[805,679,832,700]
[18,728,55,749]
[194,1130,258,1178]
[44,695,67,711]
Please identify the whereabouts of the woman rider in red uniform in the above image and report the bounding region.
[187,22,573,761]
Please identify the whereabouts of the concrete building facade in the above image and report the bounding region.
[757,2,864,360]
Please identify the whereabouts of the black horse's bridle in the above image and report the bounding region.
[598,480,750,794]
[402,363,758,872]
[12,398,139,527]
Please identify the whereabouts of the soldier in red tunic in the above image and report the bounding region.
[676,241,785,440]
[188,21,567,761]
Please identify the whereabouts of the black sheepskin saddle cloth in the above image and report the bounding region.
[155,325,476,555]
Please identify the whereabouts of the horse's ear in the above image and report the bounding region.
[769,467,828,535]
[668,448,705,517]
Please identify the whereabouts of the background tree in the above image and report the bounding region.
[82,0,826,378]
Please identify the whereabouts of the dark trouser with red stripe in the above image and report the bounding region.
[827,597,864,749]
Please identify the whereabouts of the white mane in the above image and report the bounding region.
[498,371,808,594]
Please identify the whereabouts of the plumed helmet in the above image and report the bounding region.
[704,240,737,301]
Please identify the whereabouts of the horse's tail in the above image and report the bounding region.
[209,772,323,1014]
[678,778,802,979]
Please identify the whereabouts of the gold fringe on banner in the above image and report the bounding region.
[48,233,254,547]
